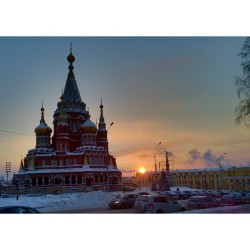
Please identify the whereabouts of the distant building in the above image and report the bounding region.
[134,166,250,191]
[15,49,122,190]
[171,166,250,191]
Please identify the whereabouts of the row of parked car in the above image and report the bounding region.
[108,189,250,213]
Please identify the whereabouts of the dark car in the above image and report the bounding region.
[122,186,136,192]
[108,194,138,209]
[175,191,189,200]
[0,206,41,213]
[220,195,245,206]
[187,195,221,210]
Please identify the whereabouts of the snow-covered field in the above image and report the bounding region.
[0,189,120,212]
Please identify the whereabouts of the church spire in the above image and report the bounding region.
[67,43,75,78]
[98,98,106,130]
[61,44,86,112]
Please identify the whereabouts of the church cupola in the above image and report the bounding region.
[35,104,52,148]
[81,118,97,146]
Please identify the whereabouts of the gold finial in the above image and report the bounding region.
[40,103,45,123]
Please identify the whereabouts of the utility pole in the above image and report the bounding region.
[153,142,161,191]
[6,162,11,186]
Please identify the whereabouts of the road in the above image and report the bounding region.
[45,207,135,214]
[45,204,250,214]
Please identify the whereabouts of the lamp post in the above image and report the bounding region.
[6,162,11,186]
[154,142,161,191]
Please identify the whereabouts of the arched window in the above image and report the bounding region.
[95,175,98,183]
[89,155,93,165]
[77,176,82,184]
[55,177,61,185]
[38,177,43,185]
[72,176,76,184]
[94,154,98,165]
[44,177,49,185]
[65,176,70,184]
[32,177,36,186]
[99,155,104,165]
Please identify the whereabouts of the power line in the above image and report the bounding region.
[0,129,34,137]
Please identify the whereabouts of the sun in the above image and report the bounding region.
[138,167,146,173]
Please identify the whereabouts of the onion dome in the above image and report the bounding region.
[34,105,52,135]
[81,119,97,132]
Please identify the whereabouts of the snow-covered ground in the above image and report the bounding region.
[0,186,249,214]
[0,186,193,212]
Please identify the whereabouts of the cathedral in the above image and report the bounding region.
[15,48,122,191]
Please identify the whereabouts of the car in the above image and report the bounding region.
[0,206,41,213]
[182,190,192,198]
[134,194,186,213]
[187,195,221,210]
[174,191,189,200]
[206,190,222,198]
[122,186,136,192]
[159,191,179,200]
[219,195,246,206]
[244,193,250,203]
[108,194,138,209]
[137,192,152,196]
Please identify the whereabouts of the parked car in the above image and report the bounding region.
[122,186,136,192]
[206,190,222,198]
[134,194,186,213]
[160,191,179,200]
[108,194,138,209]
[175,191,189,200]
[187,195,221,210]
[244,193,250,203]
[220,195,246,206]
[182,190,192,198]
[0,206,41,213]
[137,192,152,196]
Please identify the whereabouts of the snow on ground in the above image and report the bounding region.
[3,186,236,213]
[0,186,195,212]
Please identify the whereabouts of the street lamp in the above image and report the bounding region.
[154,142,161,191]
[6,162,11,186]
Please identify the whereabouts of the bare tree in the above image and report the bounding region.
[235,37,250,127]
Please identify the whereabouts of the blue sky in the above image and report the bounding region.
[0,37,249,178]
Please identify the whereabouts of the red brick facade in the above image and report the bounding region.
[16,50,122,190]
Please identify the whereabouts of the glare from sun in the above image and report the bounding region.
[138,167,146,173]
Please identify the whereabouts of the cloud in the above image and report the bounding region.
[188,148,201,164]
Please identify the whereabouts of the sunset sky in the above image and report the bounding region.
[0,37,249,178]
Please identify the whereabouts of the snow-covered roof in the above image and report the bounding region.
[17,167,121,175]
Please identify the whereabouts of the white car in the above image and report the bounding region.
[134,194,186,213]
